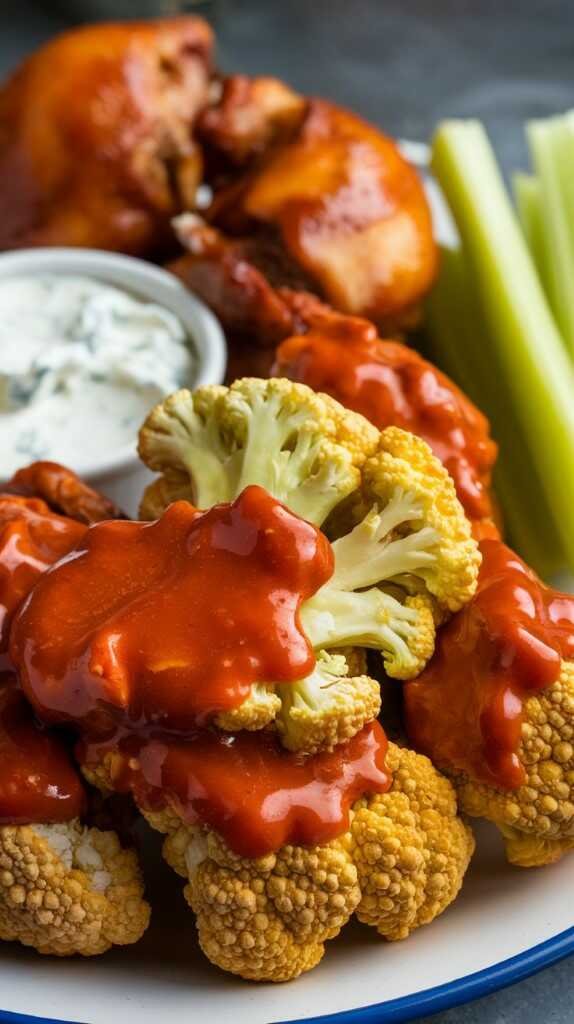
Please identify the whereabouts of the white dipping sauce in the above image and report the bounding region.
[0,275,196,477]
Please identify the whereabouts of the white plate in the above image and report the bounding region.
[1,150,573,1024]
[0,821,572,1024]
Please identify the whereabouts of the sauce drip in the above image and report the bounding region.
[0,494,86,666]
[81,720,390,858]
[0,674,86,825]
[12,487,334,734]
[274,317,498,533]
[405,539,574,790]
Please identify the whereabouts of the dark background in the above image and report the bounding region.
[1,2,574,1022]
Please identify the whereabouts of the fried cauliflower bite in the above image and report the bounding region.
[0,820,149,956]
[405,540,574,868]
[348,743,475,941]
[0,678,150,957]
[172,827,360,982]
[273,649,380,755]
[455,662,574,868]
[136,741,473,982]
[360,428,481,614]
[215,647,380,755]
[139,381,479,690]
[0,17,213,255]
[138,377,378,524]
[301,428,480,680]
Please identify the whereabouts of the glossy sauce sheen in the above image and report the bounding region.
[82,721,390,858]
[12,487,334,733]
[0,495,86,666]
[0,674,86,824]
[405,540,574,790]
[274,318,498,531]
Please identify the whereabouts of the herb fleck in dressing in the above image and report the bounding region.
[0,275,197,477]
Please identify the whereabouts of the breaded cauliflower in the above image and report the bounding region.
[216,648,380,755]
[0,819,149,956]
[301,429,479,679]
[455,662,574,867]
[137,741,473,982]
[404,540,574,867]
[274,650,380,755]
[349,743,475,940]
[360,428,481,614]
[138,378,378,525]
[171,827,360,982]
[139,381,479,691]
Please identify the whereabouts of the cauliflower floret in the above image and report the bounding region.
[162,825,361,982]
[349,743,475,940]
[455,662,574,867]
[359,428,481,614]
[138,385,231,511]
[298,427,479,680]
[140,739,473,981]
[0,819,149,956]
[215,684,282,733]
[301,589,436,681]
[138,378,378,525]
[215,648,379,754]
[274,650,381,754]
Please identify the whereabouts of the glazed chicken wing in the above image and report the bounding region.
[171,75,437,338]
[0,17,213,256]
[5,461,125,524]
[272,309,499,538]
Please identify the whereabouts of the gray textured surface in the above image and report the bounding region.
[1,1,573,1021]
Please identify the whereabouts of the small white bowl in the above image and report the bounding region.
[0,248,227,513]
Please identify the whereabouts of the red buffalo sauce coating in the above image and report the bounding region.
[81,720,390,858]
[0,495,86,667]
[405,540,574,791]
[273,316,499,535]
[0,673,86,825]
[12,486,333,734]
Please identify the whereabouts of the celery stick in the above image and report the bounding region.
[424,244,564,578]
[431,120,574,572]
[556,113,574,233]
[512,172,547,290]
[527,118,574,357]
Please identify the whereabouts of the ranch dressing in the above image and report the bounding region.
[0,275,196,478]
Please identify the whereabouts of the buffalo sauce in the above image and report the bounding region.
[82,721,390,858]
[12,486,334,733]
[405,539,574,790]
[0,673,86,824]
[0,494,86,667]
[9,486,392,851]
[274,320,498,532]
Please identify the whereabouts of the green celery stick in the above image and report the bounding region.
[512,172,548,291]
[527,117,574,357]
[556,113,574,232]
[431,120,574,572]
[423,243,565,579]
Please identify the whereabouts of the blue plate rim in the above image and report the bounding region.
[279,924,574,1024]
[0,925,573,1024]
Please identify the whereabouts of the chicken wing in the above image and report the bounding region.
[0,17,213,256]
[172,75,437,336]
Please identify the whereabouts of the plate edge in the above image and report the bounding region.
[277,925,574,1024]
